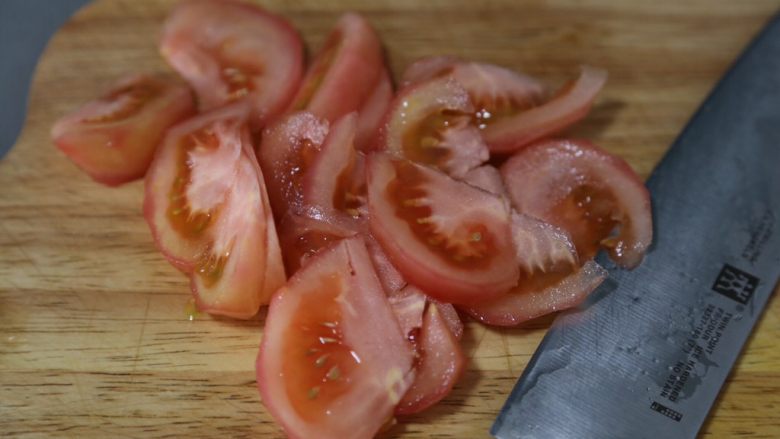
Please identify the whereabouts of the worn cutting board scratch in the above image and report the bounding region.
[1,0,779,437]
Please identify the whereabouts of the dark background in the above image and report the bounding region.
[0,0,91,157]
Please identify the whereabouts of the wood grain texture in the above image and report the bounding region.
[1,0,779,437]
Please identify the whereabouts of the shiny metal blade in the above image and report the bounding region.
[492,13,780,439]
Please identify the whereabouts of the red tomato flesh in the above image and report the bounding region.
[289,13,383,125]
[51,74,195,186]
[484,66,607,153]
[160,0,303,129]
[367,153,518,304]
[464,260,607,326]
[258,111,330,218]
[257,237,415,439]
[144,102,284,318]
[396,302,466,415]
[379,77,489,178]
[501,139,652,268]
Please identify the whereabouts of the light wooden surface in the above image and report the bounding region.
[1,0,779,437]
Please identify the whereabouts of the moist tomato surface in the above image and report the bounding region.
[379,77,489,178]
[367,153,518,304]
[160,0,303,129]
[501,139,652,268]
[143,102,284,318]
[257,237,415,439]
[289,13,384,125]
[51,74,195,186]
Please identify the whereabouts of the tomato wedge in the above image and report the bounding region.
[462,212,603,325]
[258,111,330,218]
[501,139,652,268]
[257,237,415,439]
[51,74,195,186]
[464,260,607,326]
[143,102,284,318]
[401,57,548,126]
[396,302,466,415]
[277,210,357,275]
[367,153,518,304]
[379,77,489,177]
[301,112,365,222]
[483,66,608,153]
[289,13,383,126]
[431,299,464,341]
[355,69,393,151]
[160,0,303,129]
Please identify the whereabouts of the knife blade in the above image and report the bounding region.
[492,12,780,439]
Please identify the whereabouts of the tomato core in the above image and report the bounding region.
[402,108,469,168]
[167,129,219,239]
[220,65,258,101]
[332,156,365,218]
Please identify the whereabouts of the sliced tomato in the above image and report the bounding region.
[430,299,463,341]
[483,66,607,153]
[464,213,606,325]
[355,69,393,152]
[367,153,518,304]
[390,285,463,341]
[379,77,489,178]
[143,102,284,318]
[501,139,652,268]
[463,165,507,198]
[401,57,548,128]
[51,74,195,186]
[388,286,427,342]
[160,0,303,129]
[364,233,406,295]
[257,237,415,439]
[464,260,607,326]
[277,210,357,275]
[288,13,383,124]
[396,302,466,415]
[400,55,461,87]
[258,111,330,218]
[301,112,364,222]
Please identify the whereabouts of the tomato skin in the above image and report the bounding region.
[289,13,383,125]
[257,237,414,439]
[355,69,393,152]
[51,74,195,186]
[367,153,519,305]
[401,56,548,118]
[395,303,466,415]
[144,102,284,318]
[483,66,607,154]
[501,139,652,268]
[160,0,303,129]
[463,260,607,326]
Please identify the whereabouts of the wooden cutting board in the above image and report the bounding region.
[1,0,778,437]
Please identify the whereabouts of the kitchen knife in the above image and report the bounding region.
[492,12,780,439]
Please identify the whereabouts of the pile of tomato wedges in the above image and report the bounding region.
[51,0,653,437]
